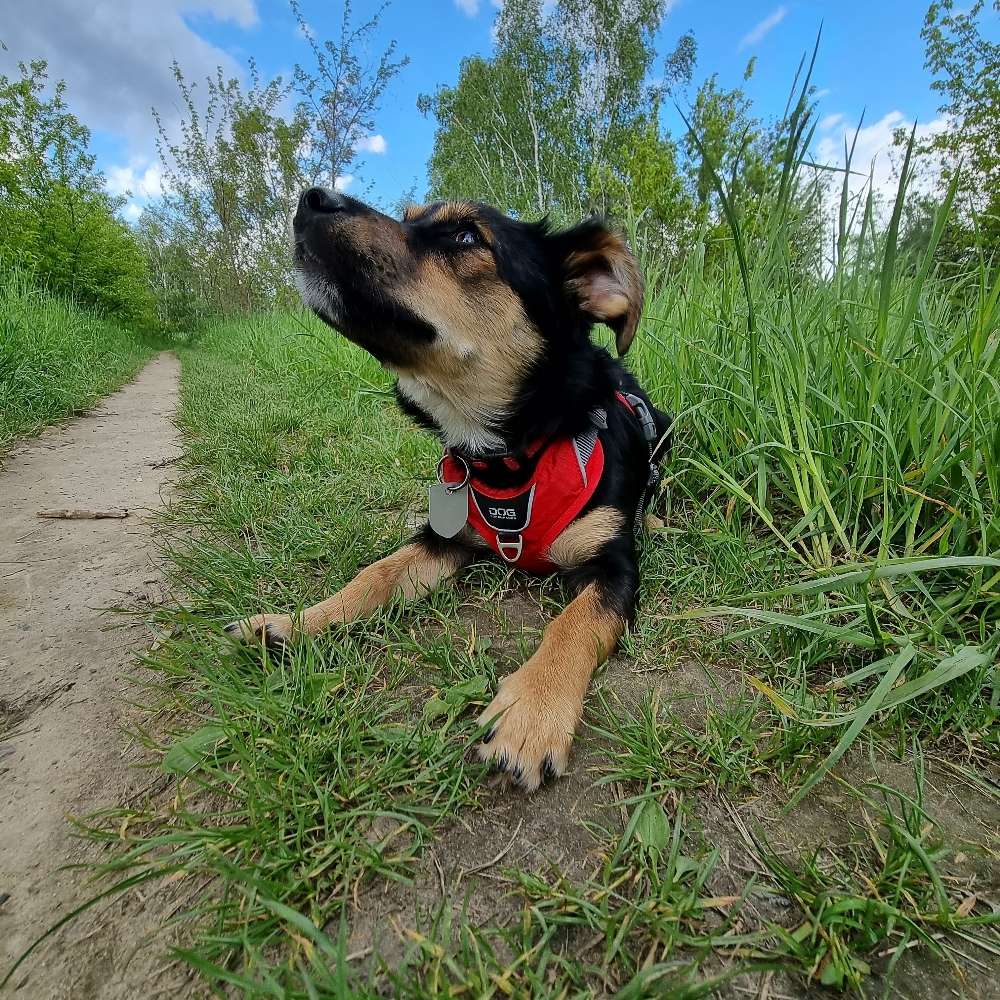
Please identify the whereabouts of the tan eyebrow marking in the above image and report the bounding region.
[404,201,494,247]
[403,203,431,222]
[405,201,477,225]
[426,201,476,225]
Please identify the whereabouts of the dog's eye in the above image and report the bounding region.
[455,229,479,246]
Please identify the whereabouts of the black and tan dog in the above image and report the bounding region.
[228,188,670,791]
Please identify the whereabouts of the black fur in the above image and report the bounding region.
[295,191,670,636]
[423,214,667,628]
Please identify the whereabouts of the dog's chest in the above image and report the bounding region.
[396,374,507,454]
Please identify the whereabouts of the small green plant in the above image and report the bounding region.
[750,754,1000,991]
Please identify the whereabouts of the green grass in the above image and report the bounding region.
[51,284,994,997]
[0,269,157,451]
[11,115,998,996]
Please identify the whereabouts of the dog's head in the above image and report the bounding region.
[292,189,643,449]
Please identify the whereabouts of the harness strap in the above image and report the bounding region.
[617,391,662,534]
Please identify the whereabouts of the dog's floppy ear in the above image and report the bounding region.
[557,219,644,356]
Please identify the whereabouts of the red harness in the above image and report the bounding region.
[440,393,646,575]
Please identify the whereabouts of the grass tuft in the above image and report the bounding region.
[0,269,155,450]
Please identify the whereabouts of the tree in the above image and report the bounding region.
[684,66,767,209]
[0,58,154,325]
[418,0,690,231]
[418,0,580,219]
[591,103,696,260]
[291,0,408,188]
[145,1,407,316]
[900,1,1000,255]
[679,54,827,276]
[150,61,308,314]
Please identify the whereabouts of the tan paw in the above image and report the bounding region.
[224,613,294,650]
[476,669,581,792]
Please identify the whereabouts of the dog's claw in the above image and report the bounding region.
[263,623,287,648]
[541,753,557,783]
[476,672,578,793]
[224,613,295,649]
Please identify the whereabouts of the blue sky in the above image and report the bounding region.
[0,1,962,218]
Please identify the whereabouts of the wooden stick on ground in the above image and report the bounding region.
[36,508,129,519]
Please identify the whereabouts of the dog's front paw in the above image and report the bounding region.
[476,669,582,792]
[224,613,294,651]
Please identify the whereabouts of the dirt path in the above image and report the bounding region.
[0,353,190,998]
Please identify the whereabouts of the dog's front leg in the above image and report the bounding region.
[477,571,635,791]
[227,531,473,649]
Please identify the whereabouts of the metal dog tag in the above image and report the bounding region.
[429,482,469,538]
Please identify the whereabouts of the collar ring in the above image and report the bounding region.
[437,454,470,492]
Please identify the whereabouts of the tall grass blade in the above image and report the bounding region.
[783,645,913,812]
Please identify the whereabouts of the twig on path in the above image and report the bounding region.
[455,818,523,886]
[36,508,128,520]
[430,848,447,899]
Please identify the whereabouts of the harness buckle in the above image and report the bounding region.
[624,393,658,445]
[496,531,523,563]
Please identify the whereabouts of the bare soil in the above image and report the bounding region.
[0,354,195,998]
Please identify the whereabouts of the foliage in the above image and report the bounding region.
[899,1,1000,258]
[596,105,696,261]
[134,213,214,332]
[148,61,308,316]
[418,0,691,231]
[0,59,155,325]
[684,67,766,209]
[144,1,407,319]
[682,54,827,274]
[922,1,1000,209]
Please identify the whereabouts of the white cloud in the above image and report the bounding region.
[819,113,844,133]
[456,0,503,15]
[0,1,258,152]
[739,6,788,50]
[356,134,387,155]
[106,160,167,200]
[814,87,832,100]
[123,202,143,223]
[334,174,354,192]
[814,110,951,222]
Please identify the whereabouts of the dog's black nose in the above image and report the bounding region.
[300,186,345,214]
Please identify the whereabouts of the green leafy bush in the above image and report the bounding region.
[0,60,156,327]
